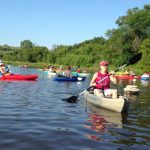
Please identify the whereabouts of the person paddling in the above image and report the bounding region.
[90,61,117,98]
[76,65,81,73]
[0,60,10,76]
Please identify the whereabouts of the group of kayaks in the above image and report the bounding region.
[43,70,89,82]
[44,70,90,77]
[44,69,150,81]
[45,71,150,84]
[0,71,89,82]
[1,68,149,113]
[46,71,149,82]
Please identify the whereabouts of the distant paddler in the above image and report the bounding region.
[0,60,10,76]
[63,66,72,78]
[56,65,63,74]
[76,65,81,73]
[141,71,149,81]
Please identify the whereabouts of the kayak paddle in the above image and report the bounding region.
[64,53,142,103]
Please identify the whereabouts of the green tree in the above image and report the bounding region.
[20,40,33,49]
[138,38,150,71]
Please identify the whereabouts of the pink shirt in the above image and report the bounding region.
[95,72,110,90]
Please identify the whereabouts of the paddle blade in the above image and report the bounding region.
[62,96,78,103]
[127,53,142,66]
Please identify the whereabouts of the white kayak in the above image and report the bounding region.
[124,85,140,93]
[48,72,56,76]
[84,90,129,113]
[44,71,56,76]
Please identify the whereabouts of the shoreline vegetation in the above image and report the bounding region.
[1,5,150,75]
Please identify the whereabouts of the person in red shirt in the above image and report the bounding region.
[90,61,117,98]
[76,65,81,73]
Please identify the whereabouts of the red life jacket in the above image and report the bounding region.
[95,72,110,90]
[77,69,81,73]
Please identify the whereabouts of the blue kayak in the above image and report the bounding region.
[54,76,86,81]
[141,77,149,81]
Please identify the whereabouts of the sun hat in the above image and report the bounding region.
[100,61,109,66]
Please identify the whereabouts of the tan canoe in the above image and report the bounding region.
[84,90,129,113]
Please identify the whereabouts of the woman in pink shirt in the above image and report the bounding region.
[90,61,117,98]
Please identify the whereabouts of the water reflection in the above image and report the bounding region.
[125,92,139,101]
[87,103,127,126]
[84,103,128,142]
[84,113,108,142]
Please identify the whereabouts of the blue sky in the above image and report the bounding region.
[0,0,149,48]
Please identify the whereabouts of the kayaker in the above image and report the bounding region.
[129,70,135,76]
[76,65,81,73]
[0,60,10,76]
[63,66,72,78]
[90,61,117,98]
[110,70,115,75]
[49,65,56,73]
[43,65,50,71]
[56,65,63,74]
[141,72,149,81]
[125,70,129,75]
[141,72,149,78]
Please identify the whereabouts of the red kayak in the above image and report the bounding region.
[115,75,141,80]
[0,74,38,80]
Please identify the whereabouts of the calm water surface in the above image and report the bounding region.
[0,66,149,150]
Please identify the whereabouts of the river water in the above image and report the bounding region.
[0,66,149,150]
